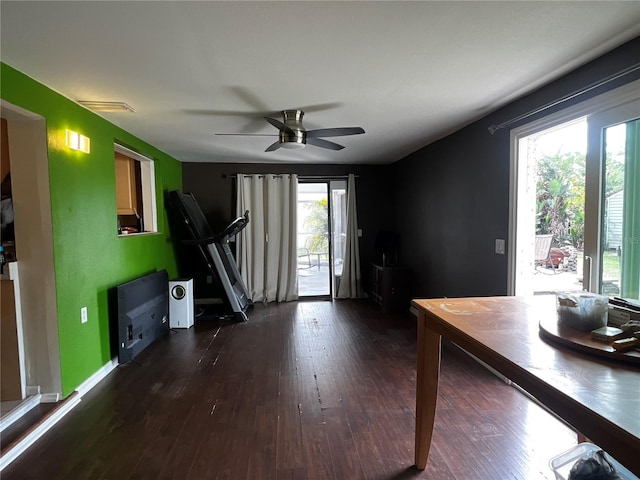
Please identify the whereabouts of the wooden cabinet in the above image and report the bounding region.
[115,153,139,215]
[368,263,411,313]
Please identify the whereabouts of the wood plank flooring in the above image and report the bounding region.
[2,300,577,479]
[1,403,57,452]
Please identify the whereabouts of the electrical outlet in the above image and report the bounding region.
[495,239,505,255]
[206,275,213,284]
[357,229,363,238]
[81,306,88,324]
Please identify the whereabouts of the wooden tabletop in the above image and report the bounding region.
[412,295,640,474]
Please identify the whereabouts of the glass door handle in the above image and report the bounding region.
[583,255,592,292]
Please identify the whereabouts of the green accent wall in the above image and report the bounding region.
[1,63,182,396]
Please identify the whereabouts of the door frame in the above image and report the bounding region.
[1,100,62,407]
[297,180,333,298]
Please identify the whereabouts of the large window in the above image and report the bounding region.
[114,144,157,235]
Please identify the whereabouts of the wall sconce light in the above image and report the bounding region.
[65,129,91,153]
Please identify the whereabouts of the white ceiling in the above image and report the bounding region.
[2,1,639,165]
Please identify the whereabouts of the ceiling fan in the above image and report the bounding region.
[216,110,365,152]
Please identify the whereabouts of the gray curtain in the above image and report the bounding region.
[337,174,363,298]
[236,174,299,303]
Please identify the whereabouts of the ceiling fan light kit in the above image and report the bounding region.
[218,109,365,152]
[279,140,306,150]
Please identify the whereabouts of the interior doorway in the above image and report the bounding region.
[1,117,24,410]
[297,180,347,298]
[0,100,61,428]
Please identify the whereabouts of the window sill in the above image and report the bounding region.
[117,231,158,238]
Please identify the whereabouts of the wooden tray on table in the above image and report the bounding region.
[539,316,640,366]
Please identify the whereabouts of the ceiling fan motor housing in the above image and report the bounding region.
[279,110,306,148]
[260,109,363,151]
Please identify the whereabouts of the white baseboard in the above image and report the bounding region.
[0,395,41,432]
[75,357,118,397]
[0,394,81,471]
[25,386,40,396]
[0,357,118,472]
[40,393,61,403]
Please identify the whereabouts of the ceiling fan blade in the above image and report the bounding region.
[264,116,295,134]
[183,108,265,116]
[306,127,365,138]
[183,86,274,117]
[296,102,343,113]
[215,133,276,136]
[306,137,345,150]
[265,140,282,152]
[184,109,275,133]
[230,86,271,112]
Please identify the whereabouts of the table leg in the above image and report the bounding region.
[415,310,441,470]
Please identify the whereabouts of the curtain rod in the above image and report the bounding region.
[226,174,358,179]
[487,62,640,135]
[299,175,358,180]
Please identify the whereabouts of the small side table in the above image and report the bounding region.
[368,263,411,313]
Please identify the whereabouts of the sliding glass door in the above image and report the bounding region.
[297,180,348,298]
[584,105,640,299]
[329,180,348,295]
[512,119,587,295]
[297,182,330,297]
[510,81,639,301]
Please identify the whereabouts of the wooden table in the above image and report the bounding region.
[412,295,640,475]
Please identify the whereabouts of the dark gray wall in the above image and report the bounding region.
[393,36,640,298]
[181,162,396,280]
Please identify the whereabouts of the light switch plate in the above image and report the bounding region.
[495,239,505,255]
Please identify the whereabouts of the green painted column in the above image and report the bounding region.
[620,119,640,299]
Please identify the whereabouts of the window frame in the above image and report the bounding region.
[114,143,158,236]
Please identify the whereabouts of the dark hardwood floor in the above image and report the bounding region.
[2,300,577,479]
[1,403,58,453]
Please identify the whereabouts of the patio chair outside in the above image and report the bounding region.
[298,245,313,270]
[534,234,556,273]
